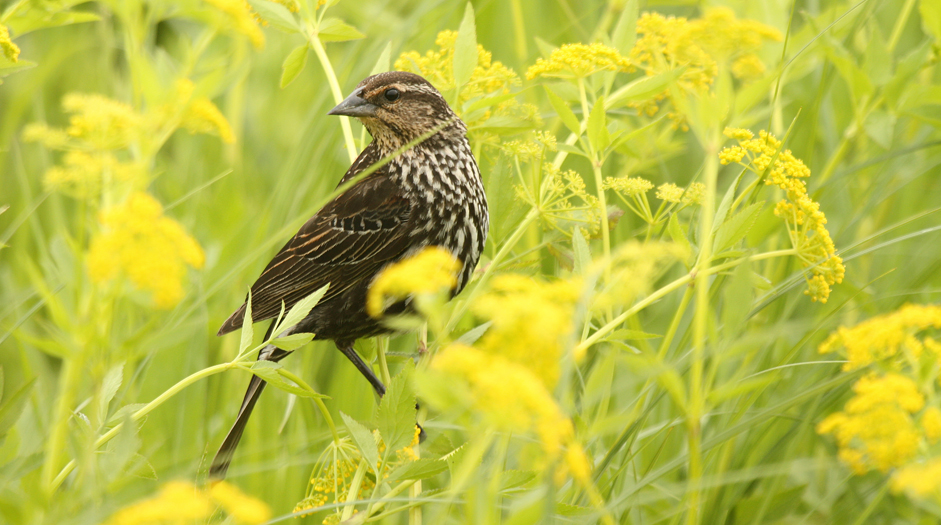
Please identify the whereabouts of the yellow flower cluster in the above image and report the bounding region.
[87,192,205,308]
[472,275,581,386]
[104,480,270,525]
[818,303,941,370]
[367,247,459,317]
[24,88,235,201]
[295,429,420,522]
[655,182,705,205]
[295,437,372,516]
[432,344,591,482]
[41,151,146,200]
[518,164,602,237]
[526,43,631,80]
[205,0,265,48]
[1,24,20,62]
[602,176,654,197]
[627,9,781,116]
[891,458,941,498]
[395,30,519,101]
[502,130,557,162]
[720,128,844,302]
[817,373,927,474]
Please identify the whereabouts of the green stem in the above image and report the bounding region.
[42,356,84,493]
[308,31,357,163]
[315,398,340,443]
[887,0,916,54]
[341,460,369,521]
[574,249,797,358]
[49,362,234,492]
[377,337,392,386]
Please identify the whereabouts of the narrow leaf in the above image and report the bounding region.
[271,332,315,351]
[246,0,298,32]
[377,362,416,452]
[667,214,692,260]
[240,289,254,353]
[452,3,478,89]
[280,44,309,88]
[98,362,124,422]
[587,96,610,153]
[714,201,764,254]
[545,86,581,136]
[370,41,393,75]
[386,458,448,481]
[248,362,327,399]
[317,18,365,42]
[0,378,34,437]
[572,226,591,275]
[456,322,492,346]
[340,411,380,473]
[273,284,329,335]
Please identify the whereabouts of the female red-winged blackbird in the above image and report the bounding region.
[210,72,488,479]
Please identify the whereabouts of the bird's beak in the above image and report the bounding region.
[328,90,379,118]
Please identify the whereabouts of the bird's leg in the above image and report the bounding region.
[336,342,386,397]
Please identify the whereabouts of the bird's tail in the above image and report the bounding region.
[209,334,290,480]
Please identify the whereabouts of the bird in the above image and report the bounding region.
[209,71,489,480]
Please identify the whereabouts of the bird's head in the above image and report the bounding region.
[328,71,464,150]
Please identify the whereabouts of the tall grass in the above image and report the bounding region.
[1,0,941,523]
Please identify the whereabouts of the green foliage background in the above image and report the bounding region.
[2,0,941,523]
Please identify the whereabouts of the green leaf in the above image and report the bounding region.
[270,332,314,351]
[606,68,684,108]
[667,214,692,262]
[611,0,638,56]
[501,470,537,491]
[452,3,478,89]
[713,201,764,254]
[545,86,581,136]
[107,404,147,425]
[0,58,36,78]
[246,0,298,32]
[340,411,380,473]
[98,362,124,423]
[317,18,365,42]
[240,289,254,353]
[386,458,448,481]
[6,10,100,36]
[721,258,753,339]
[377,363,416,453]
[464,90,524,115]
[0,378,34,437]
[713,170,745,231]
[456,322,491,346]
[920,0,941,41]
[606,329,662,341]
[370,41,393,76]
[587,96,610,153]
[572,226,591,275]
[280,44,308,89]
[248,361,327,399]
[272,284,329,336]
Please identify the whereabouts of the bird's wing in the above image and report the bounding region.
[217,148,415,336]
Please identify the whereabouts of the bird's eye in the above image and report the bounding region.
[384,88,400,102]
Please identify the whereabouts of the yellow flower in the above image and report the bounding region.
[210,481,272,524]
[87,192,205,308]
[367,247,459,317]
[817,373,924,474]
[295,436,375,521]
[626,10,780,117]
[22,123,71,149]
[62,93,142,150]
[1,24,19,62]
[41,151,146,201]
[591,242,687,315]
[472,275,581,386]
[817,303,941,370]
[432,344,575,460]
[923,407,941,442]
[526,43,631,80]
[395,30,519,102]
[205,0,265,49]
[516,164,602,237]
[602,176,654,197]
[720,129,844,302]
[655,182,704,205]
[891,458,941,498]
[182,97,235,143]
[104,481,212,525]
